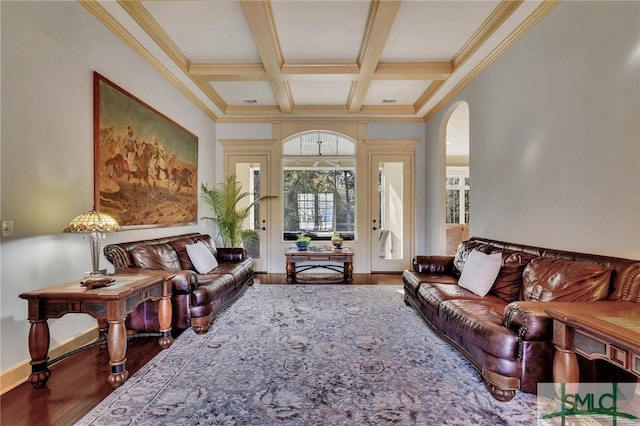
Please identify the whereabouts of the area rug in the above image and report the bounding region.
[77,284,537,425]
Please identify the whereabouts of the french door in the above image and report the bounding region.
[369,154,414,272]
[226,154,270,272]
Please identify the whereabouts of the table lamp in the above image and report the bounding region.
[64,207,121,285]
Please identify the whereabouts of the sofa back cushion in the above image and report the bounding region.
[130,243,181,271]
[522,258,612,302]
[490,251,537,303]
[453,241,494,276]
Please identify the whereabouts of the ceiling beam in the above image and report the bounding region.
[374,62,452,80]
[189,63,268,81]
[240,0,293,113]
[348,0,401,113]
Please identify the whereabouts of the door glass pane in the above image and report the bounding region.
[235,163,261,259]
[446,190,460,224]
[377,162,403,259]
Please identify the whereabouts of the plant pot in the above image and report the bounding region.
[296,241,309,250]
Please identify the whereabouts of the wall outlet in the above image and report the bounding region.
[2,220,14,237]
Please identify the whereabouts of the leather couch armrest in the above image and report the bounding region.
[114,268,197,294]
[216,247,247,261]
[412,255,455,274]
[503,301,558,341]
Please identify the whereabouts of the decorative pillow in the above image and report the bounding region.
[522,258,612,302]
[186,241,219,274]
[130,243,181,271]
[457,250,503,297]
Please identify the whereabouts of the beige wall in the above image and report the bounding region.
[0,1,216,375]
[424,1,640,258]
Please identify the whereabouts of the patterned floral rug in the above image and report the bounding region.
[78,284,537,425]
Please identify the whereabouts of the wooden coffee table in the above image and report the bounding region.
[285,247,354,283]
[546,302,640,393]
[19,272,174,389]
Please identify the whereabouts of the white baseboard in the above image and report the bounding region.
[0,327,99,395]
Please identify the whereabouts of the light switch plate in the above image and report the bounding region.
[2,220,14,237]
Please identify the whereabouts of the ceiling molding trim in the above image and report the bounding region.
[374,62,452,80]
[241,0,292,113]
[217,116,423,124]
[225,106,283,115]
[118,1,189,71]
[348,0,401,113]
[78,0,218,121]
[451,0,524,70]
[190,63,268,81]
[414,0,523,113]
[422,0,561,122]
[117,0,231,114]
[359,105,416,115]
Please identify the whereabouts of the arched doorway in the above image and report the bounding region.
[442,101,470,255]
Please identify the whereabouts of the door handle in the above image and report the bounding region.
[372,226,378,230]
[261,227,266,230]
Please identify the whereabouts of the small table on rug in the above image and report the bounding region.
[19,272,175,389]
[285,247,354,284]
[546,303,640,393]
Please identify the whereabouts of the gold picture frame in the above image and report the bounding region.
[93,72,198,227]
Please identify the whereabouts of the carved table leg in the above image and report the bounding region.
[286,260,296,283]
[553,346,580,396]
[107,318,129,388]
[157,292,174,348]
[344,262,353,283]
[27,320,51,389]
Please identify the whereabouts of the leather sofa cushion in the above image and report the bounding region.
[169,237,196,270]
[522,258,612,302]
[439,299,519,360]
[417,283,504,310]
[130,243,181,271]
[402,270,458,297]
[489,250,537,303]
[453,241,494,275]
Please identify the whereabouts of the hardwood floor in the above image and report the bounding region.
[1,274,403,425]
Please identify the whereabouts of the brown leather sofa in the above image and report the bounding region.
[403,237,640,401]
[104,233,253,334]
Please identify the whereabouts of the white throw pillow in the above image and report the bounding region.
[458,250,502,297]
[186,241,219,273]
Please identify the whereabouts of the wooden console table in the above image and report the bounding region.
[546,303,640,392]
[285,247,353,283]
[19,272,174,389]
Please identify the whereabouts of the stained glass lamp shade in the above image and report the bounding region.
[63,208,121,285]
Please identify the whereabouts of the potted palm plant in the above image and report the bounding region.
[200,175,276,248]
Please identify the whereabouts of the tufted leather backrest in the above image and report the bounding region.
[464,237,640,302]
[104,233,216,271]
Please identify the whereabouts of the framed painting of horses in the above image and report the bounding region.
[93,72,198,227]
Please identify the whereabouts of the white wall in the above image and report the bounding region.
[0,1,216,371]
[424,1,640,258]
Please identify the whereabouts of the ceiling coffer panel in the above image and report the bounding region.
[101,0,555,121]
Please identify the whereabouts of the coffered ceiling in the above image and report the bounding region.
[81,0,559,123]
